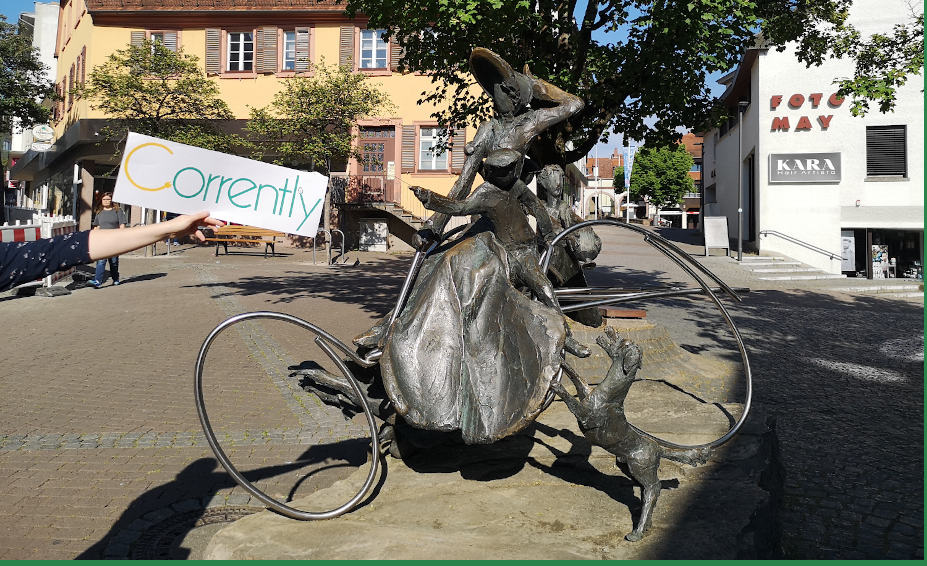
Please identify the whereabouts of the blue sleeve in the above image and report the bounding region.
[0,231,92,293]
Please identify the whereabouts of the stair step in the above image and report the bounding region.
[827,284,922,293]
[743,261,802,267]
[739,256,786,261]
[758,274,847,280]
[750,267,822,273]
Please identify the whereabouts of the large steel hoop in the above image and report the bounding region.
[541,219,753,450]
[194,311,380,520]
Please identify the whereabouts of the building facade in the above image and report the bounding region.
[702,0,923,277]
[10,0,477,248]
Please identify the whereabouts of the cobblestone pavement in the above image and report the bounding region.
[588,226,924,560]
[0,231,922,559]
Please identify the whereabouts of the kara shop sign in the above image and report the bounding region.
[769,93,844,132]
[768,152,842,183]
[113,132,329,236]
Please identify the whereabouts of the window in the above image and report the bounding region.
[690,163,701,172]
[227,32,254,71]
[360,29,388,69]
[149,32,178,52]
[283,31,296,70]
[866,126,906,177]
[419,127,448,171]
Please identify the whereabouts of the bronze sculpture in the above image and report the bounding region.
[193,47,754,534]
[553,327,710,541]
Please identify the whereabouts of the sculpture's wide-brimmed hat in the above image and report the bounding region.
[469,48,533,110]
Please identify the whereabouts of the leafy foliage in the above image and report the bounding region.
[0,15,56,132]
[833,12,924,116]
[346,0,919,165]
[629,144,694,209]
[245,62,393,172]
[613,165,625,191]
[78,40,240,153]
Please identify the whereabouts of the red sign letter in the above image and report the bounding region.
[829,93,845,106]
[789,94,805,108]
[770,95,783,109]
[771,117,790,131]
[796,116,813,130]
[819,115,833,128]
[809,93,823,106]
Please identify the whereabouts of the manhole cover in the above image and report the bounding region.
[131,506,261,559]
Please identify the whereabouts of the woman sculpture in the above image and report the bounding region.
[342,49,590,446]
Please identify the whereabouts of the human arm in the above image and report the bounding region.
[88,211,223,260]
[412,186,487,218]
[417,121,494,244]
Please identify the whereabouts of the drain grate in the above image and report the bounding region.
[129,506,261,560]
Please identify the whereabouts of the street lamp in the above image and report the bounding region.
[737,97,749,262]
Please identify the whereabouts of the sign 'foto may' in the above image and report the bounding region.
[113,132,329,236]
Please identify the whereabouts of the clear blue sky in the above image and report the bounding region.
[1,0,726,154]
[1,0,41,23]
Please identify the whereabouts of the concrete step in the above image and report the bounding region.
[742,261,802,268]
[750,267,821,273]
[827,284,922,294]
[758,274,847,281]
[738,256,786,261]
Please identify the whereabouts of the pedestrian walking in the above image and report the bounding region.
[88,192,127,288]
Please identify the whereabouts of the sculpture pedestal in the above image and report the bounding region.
[204,379,779,559]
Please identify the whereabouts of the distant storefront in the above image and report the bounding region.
[701,0,923,279]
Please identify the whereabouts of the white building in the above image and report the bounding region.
[702,0,923,279]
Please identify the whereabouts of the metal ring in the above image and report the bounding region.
[543,220,752,450]
[194,311,380,520]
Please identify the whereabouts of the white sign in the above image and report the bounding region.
[32,125,54,142]
[31,142,52,152]
[113,132,329,236]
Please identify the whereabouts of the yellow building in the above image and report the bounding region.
[11,0,476,249]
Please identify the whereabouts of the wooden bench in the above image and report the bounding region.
[204,225,286,258]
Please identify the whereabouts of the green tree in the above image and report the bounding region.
[347,0,922,166]
[833,12,924,116]
[0,15,56,134]
[245,62,392,172]
[613,165,625,192]
[78,39,240,153]
[629,145,694,210]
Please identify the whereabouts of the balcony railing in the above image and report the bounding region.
[331,173,429,223]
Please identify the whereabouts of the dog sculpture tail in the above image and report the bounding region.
[660,446,711,467]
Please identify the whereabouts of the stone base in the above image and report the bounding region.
[204,381,778,560]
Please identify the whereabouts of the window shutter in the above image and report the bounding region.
[339,26,354,69]
[450,127,466,173]
[866,126,906,177]
[389,31,403,72]
[205,29,221,75]
[68,64,75,109]
[254,28,264,72]
[162,31,178,52]
[401,125,416,173]
[295,27,310,71]
[261,26,277,73]
[130,30,145,47]
[80,46,86,83]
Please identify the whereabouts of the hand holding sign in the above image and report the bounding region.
[113,133,329,236]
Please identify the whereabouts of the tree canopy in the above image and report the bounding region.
[347,0,923,166]
[245,62,392,172]
[613,165,625,192]
[628,145,694,209]
[0,15,56,133]
[78,39,240,153]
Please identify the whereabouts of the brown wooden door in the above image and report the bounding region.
[359,127,396,202]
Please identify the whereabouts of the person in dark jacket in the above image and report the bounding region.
[0,211,222,293]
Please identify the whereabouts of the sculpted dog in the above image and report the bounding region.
[551,326,710,541]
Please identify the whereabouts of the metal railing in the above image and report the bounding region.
[332,173,429,225]
[758,230,846,261]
